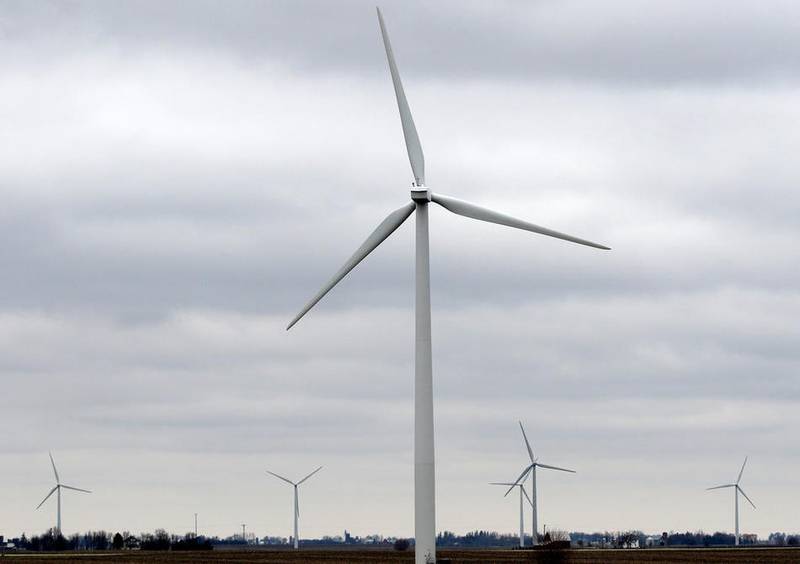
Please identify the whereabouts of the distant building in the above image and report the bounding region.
[645,535,666,547]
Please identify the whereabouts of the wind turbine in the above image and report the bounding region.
[286,9,609,563]
[507,422,575,546]
[490,481,533,548]
[266,466,322,550]
[707,456,756,546]
[35,452,91,534]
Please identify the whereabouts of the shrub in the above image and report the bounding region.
[393,538,410,551]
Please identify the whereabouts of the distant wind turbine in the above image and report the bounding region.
[707,456,756,546]
[266,467,322,550]
[286,8,608,564]
[35,452,91,534]
[490,481,533,547]
[508,422,575,546]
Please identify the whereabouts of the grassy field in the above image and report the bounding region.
[2,548,800,563]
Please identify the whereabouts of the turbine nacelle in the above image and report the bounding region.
[410,187,431,202]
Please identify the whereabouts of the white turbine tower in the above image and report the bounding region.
[508,422,575,546]
[490,481,533,548]
[707,456,756,546]
[287,9,609,564]
[35,452,91,534]
[266,467,322,550]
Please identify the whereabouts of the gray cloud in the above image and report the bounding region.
[4,1,800,84]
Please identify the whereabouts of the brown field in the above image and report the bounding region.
[2,548,800,564]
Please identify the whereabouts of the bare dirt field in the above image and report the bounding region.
[2,548,800,564]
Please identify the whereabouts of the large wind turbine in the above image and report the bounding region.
[507,422,575,546]
[35,452,91,534]
[287,9,609,563]
[707,457,756,546]
[266,467,322,550]
[490,481,533,548]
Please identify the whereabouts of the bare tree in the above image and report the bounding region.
[616,531,639,548]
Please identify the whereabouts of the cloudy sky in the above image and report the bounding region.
[1,0,799,541]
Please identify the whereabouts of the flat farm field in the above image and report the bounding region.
[3,547,800,563]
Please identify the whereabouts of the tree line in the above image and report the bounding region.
[8,528,212,551]
[571,530,800,548]
[5,528,800,551]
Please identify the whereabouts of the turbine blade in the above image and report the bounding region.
[518,421,535,463]
[297,466,323,485]
[505,464,533,497]
[295,488,300,519]
[36,486,58,510]
[286,202,415,330]
[521,485,533,507]
[431,193,610,250]
[376,8,424,185]
[736,456,748,484]
[489,482,517,486]
[536,462,576,474]
[49,451,60,484]
[738,486,756,509]
[266,470,295,486]
[706,483,736,491]
[60,485,91,494]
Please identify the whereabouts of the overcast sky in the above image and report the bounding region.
[1,0,799,541]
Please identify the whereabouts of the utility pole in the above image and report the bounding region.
[241,523,246,544]
[194,513,198,537]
